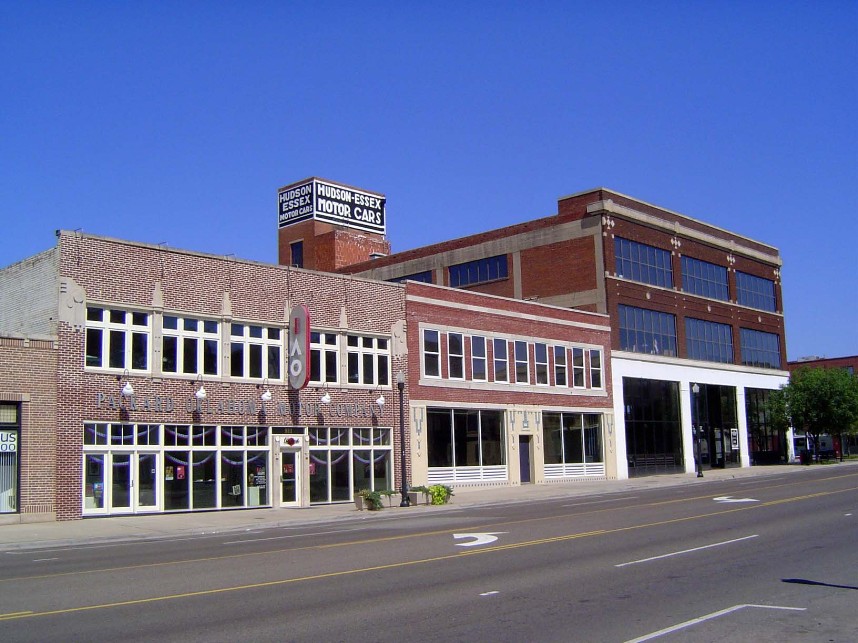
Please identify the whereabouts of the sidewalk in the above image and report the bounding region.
[0,463,832,551]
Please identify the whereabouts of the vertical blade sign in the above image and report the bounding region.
[288,305,311,389]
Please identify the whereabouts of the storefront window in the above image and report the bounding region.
[542,411,605,477]
[427,408,506,481]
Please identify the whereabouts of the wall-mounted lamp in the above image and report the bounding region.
[194,374,207,400]
[320,384,331,405]
[375,389,385,408]
[119,369,134,398]
[259,378,272,402]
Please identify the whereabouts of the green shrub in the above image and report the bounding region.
[427,484,453,505]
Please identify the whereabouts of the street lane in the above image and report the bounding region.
[1,466,856,641]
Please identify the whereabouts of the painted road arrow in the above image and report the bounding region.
[713,496,759,503]
[453,532,507,547]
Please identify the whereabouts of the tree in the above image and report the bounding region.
[772,367,858,462]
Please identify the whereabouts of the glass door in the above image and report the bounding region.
[111,453,132,511]
[280,450,300,506]
[84,453,107,514]
[136,452,159,512]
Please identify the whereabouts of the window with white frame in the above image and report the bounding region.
[85,307,150,372]
[589,349,603,388]
[230,323,282,380]
[572,347,585,388]
[471,335,487,381]
[448,332,464,380]
[310,332,339,383]
[553,346,567,387]
[493,338,508,383]
[514,340,529,384]
[347,335,390,385]
[534,343,549,385]
[423,329,440,378]
[162,315,219,375]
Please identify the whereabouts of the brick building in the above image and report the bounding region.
[310,186,791,475]
[0,231,407,522]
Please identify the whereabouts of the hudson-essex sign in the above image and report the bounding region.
[277,178,386,234]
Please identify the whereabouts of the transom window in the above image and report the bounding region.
[618,304,678,357]
[449,255,508,288]
[681,256,728,301]
[615,237,673,288]
[686,318,734,364]
[85,307,150,372]
[230,323,282,380]
[347,335,390,386]
[310,332,339,384]
[162,315,219,375]
[736,271,776,312]
[448,333,464,380]
[740,328,781,368]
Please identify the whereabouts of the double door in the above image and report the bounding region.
[83,452,159,515]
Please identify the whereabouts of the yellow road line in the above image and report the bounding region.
[1,485,855,622]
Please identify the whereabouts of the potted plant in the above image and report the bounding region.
[408,485,430,506]
[355,488,384,511]
[427,484,454,505]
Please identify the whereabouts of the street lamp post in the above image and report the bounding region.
[397,370,410,507]
[692,383,703,478]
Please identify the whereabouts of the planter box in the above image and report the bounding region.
[408,491,430,506]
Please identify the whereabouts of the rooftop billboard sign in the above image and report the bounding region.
[278,178,386,234]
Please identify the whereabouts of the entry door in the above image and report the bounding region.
[519,436,532,483]
[136,452,159,512]
[280,450,301,506]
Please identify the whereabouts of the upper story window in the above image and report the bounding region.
[290,241,304,268]
[572,347,585,388]
[85,307,150,372]
[736,271,776,312]
[514,341,529,384]
[347,335,390,386]
[423,329,440,378]
[615,237,673,288]
[493,338,509,383]
[553,346,567,387]
[448,332,465,380]
[162,315,219,376]
[618,304,678,357]
[589,349,603,389]
[388,271,433,284]
[471,336,487,381]
[740,328,781,369]
[685,317,733,364]
[230,324,282,380]
[534,343,549,385]
[310,332,339,384]
[681,256,728,301]
[449,255,508,288]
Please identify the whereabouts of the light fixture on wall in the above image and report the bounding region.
[375,388,385,408]
[194,374,207,400]
[320,384,331,405]
[119,369,134,398]
[259,378,272,402]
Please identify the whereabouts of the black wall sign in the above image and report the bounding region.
[278,179,386,234]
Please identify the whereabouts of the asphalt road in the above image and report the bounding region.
[1,466,856,642]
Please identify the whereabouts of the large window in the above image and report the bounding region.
[426,409,506,482]
[310,332,339,384]
[449,255,508,288]
[388,271,433,284]
[0,404,19,514]
[309,427,392,503]
[615,237,673,288]
[740,328,781,368]
[618,305,677,356]
[347,335,390,386]
[686,318,734,364]
[542,412,604,477]
[471,336,487,381]
[162,315,219,375]
[85,307,150,372]
[736,271,776,312]
[423,329,440,378]
[230,323,282,380]
[448,332,464,380]
[624,378,683,476]
[493,339,508,383]
[681,256,728,301]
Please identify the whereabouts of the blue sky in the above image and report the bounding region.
[2,1,856,361]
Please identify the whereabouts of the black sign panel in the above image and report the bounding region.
[278,179,386,234]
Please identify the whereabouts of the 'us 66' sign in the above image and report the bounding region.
[288,305,311,390]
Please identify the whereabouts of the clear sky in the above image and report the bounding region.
[2,2,856,361]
